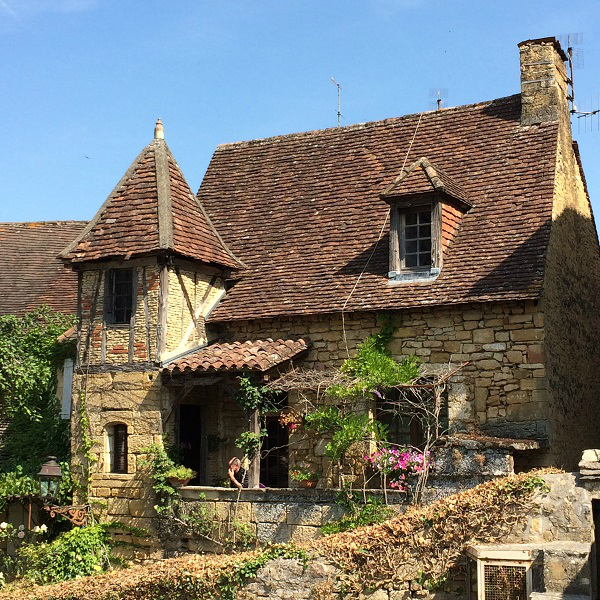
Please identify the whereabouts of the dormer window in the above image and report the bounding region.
[105,268,135,325]
[402,209,432,269]
[389,201,441,281]
[380,157,472,284]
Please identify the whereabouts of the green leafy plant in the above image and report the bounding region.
[235,429,267,460]
[290,462,320,482]
[327,318,420,400]
[305,408,386,463]
[17,524,112,584]
[165,465,196,481]
[235,377,278,414]
[321,491,395,535]
[139,444,180,517]
[0,306,75,419]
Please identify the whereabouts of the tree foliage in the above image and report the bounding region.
[0,306,75,419]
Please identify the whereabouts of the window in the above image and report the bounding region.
[389,202,441,282]
[105,269,134,325]
[107,423,128,473]
[401,210,432,269]
[375,387,449,449]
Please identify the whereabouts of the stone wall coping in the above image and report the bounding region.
[178,486,408,503]
[93,473,135,481]
[437,434,540,451]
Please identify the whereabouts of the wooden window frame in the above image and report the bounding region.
[107,423,128,474]
[104,268,136,326]
[389,197,442,280]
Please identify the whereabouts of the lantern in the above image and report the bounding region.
[38,456,62,501]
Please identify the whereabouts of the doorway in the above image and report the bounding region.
[179,404,204,485]
[260,416,289,488]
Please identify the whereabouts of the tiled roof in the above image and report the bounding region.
[61,131,242,269]
[381,157,472,208]
[0,221,85,316]
[164,338,311,374]
[199,95,558,321]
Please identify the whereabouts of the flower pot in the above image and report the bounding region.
[298,480,317,489]
[168,477,191,487]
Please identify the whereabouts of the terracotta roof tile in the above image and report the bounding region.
[0,221,85,316]
[199,95,558,321]
[381,157,472,207]
[164,338,311,374]
[61,137,241,269]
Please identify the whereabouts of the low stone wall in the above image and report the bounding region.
[231,473,595,599]
[173,487,408,552]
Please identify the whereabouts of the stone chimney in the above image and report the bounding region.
[518,37,570,126]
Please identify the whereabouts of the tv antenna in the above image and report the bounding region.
[331,77,343,127]
[429,88,448,111]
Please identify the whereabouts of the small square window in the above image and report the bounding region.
[105,269,134,325]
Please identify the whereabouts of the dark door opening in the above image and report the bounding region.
[179,404,204,485]
[260,416,289,488]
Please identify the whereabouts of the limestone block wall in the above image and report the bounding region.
[219,300,552,471]
[542,103,600,469]
[71,369,168,543]
[173,487,408,552]
[78,260,160,366]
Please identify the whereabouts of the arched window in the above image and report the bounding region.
[106,423,128,473]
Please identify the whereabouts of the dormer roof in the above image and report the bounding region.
[61,121,243,269]
[380,157,472,209]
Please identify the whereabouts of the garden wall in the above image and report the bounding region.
[235,473,594,600]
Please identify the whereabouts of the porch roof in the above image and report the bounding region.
[163,338,311,375]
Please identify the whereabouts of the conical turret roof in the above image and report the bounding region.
[61,120,243,269]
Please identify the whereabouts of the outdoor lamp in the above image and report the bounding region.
[38,456,62,501]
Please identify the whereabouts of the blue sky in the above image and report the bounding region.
[0,0,599,225]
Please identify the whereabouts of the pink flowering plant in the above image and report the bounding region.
[365,446,431,491]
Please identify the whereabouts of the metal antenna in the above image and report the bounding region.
[429,88,448,111]
[559,32,600,130]
[331,77,342,127]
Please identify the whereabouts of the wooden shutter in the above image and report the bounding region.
[113,424,128,473]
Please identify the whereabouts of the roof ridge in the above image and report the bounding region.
[215,94,521,150]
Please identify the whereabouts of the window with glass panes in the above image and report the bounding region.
[402,210,432,269]
[106,269,134,325]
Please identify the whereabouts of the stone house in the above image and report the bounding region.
[1,37,599,538]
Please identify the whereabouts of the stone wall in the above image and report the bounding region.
[173,487,408,553]
[218,300,552,472]
[234,473,595,599]
[70,369,168,546]
[542,76,600,469]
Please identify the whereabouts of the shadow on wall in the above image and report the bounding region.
[469,207,600,470]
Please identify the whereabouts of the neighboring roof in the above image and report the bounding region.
[0,221,86,316]
[61,122,242,269]
[380,157,472,208]
[199,95,558,321]
[163,338,311,375]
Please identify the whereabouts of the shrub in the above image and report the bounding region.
[17,525,111,584]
